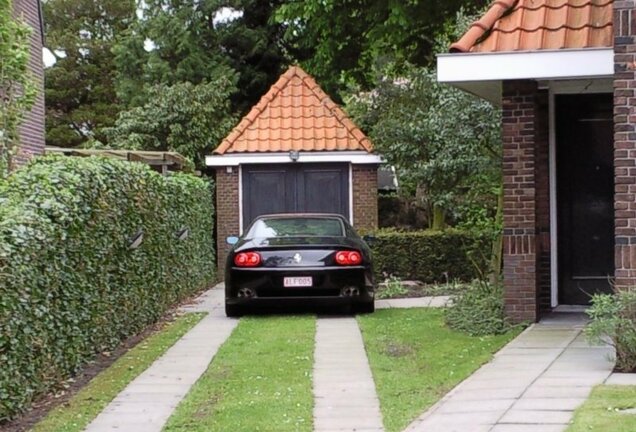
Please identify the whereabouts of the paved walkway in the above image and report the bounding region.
[404,313,614,432]
[313,317,384,432]
[85,284,237,432]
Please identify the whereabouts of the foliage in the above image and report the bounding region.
[377,275,408,299]
[445,280,510,336]
[164,316,314,432]
[103,79,237,166]
[567,385,636,432]
[0,156,215,420]
[0,0,37,175]
[347,63,500,229]
[370,229,490,283]
[358,309,521,432]
[586,290,636,373]
[275,0,488,96]
[43,0,136,147]
[32,313,205,432]
[113,0,288,113]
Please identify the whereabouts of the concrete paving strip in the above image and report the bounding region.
[375,296,450,309]
[605,373,636,385]
[84,286,238,432]
[313,317,385,432]
[404,314,614,432]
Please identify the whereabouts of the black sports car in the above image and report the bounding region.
[224,213,375,317]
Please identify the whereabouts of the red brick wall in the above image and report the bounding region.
[13,0,45,166]
[502,80,550,323]
[352,164,379,232]
[614,0,636,288]
[215,167,240,279]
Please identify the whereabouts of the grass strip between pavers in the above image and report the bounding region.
[358,308,521,432]
[163,315,315,432]
[567,385,636,432]
[32,312,206,432]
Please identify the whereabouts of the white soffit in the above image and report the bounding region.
[206,152,384,166]
[437,48,614,103]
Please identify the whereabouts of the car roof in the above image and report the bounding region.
[256,213,347,220]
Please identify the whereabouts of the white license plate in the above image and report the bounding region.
[284,276,313,287]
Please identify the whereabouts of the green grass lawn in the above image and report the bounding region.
[33,313,206,432]
[567,385,636,432]
[358,308,521,432]
[163,315,315,432]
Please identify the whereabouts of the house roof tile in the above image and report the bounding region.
[214,66,373,155]
[450,0,613,53]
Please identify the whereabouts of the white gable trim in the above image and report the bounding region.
[437,48,614,84]
[206,151,383,166]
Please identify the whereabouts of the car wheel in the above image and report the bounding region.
[225,303,244,318]
[355,301,375,314]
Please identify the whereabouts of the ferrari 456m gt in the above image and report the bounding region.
[224,213,375,317]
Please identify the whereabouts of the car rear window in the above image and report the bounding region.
[246,217,345,238]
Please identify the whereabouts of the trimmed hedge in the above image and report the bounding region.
[370,229,490,283]
[0,156,215,420]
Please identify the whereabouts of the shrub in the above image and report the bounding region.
[0,156,215,420]
[369,228,489,283]
[586,290,636,373]
[445,281,509,336]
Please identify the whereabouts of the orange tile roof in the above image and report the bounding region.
[214,66,373,155]
[450,0,613,53]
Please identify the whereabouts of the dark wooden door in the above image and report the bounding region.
[242,163,349,227]
[556,94,614,305]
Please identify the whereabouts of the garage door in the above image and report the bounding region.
[242,163,349,228]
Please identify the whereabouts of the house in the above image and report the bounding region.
[437,0,623,323]
[13,0,45,166]
[206,66,381,274]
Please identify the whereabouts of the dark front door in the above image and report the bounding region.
[242,163,349,227]
[556,94,614,305]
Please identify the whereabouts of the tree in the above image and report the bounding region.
[103,78,238,166]
[113,0,289,113]
[0,0,37,175]
[275,0,488,97]
[43,0,136,147]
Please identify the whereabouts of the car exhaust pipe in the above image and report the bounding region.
[341,286,360,297]
[238,287,256,298]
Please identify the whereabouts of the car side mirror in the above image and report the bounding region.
[362,235,377,246]
[226,236,239,245]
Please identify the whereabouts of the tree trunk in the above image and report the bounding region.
[489,186,504,284]
[431,205,446,230]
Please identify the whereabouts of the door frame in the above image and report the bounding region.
[547,79,613,307]
[237,163,354,234]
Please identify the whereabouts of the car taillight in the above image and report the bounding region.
[234,252,261,267]
[335,250,362,266]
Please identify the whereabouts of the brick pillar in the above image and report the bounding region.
[502,81,541,323]
[215,167,240,280]
[614,1,636,288]
[352,164,378,231]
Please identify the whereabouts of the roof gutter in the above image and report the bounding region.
[206,151,384,167]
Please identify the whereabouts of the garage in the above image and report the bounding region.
[242,163,349,225]
[206,66,382,274]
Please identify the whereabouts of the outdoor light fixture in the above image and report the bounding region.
[289,150,300,162]
[177,227,189,241]
[129,230,144,250]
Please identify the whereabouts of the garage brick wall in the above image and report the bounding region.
[215,167,240,279]
[13,0,45,167]
[352,165,378,232]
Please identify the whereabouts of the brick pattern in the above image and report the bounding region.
[352,165,378,232]
[13,0,45,167]
[215,168,240,280]
[535,91,552,314]
[614,1,636,288]
[502,80,543,323]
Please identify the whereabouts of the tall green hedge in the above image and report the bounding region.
[370,229,490,283]
[0,156,215,420]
